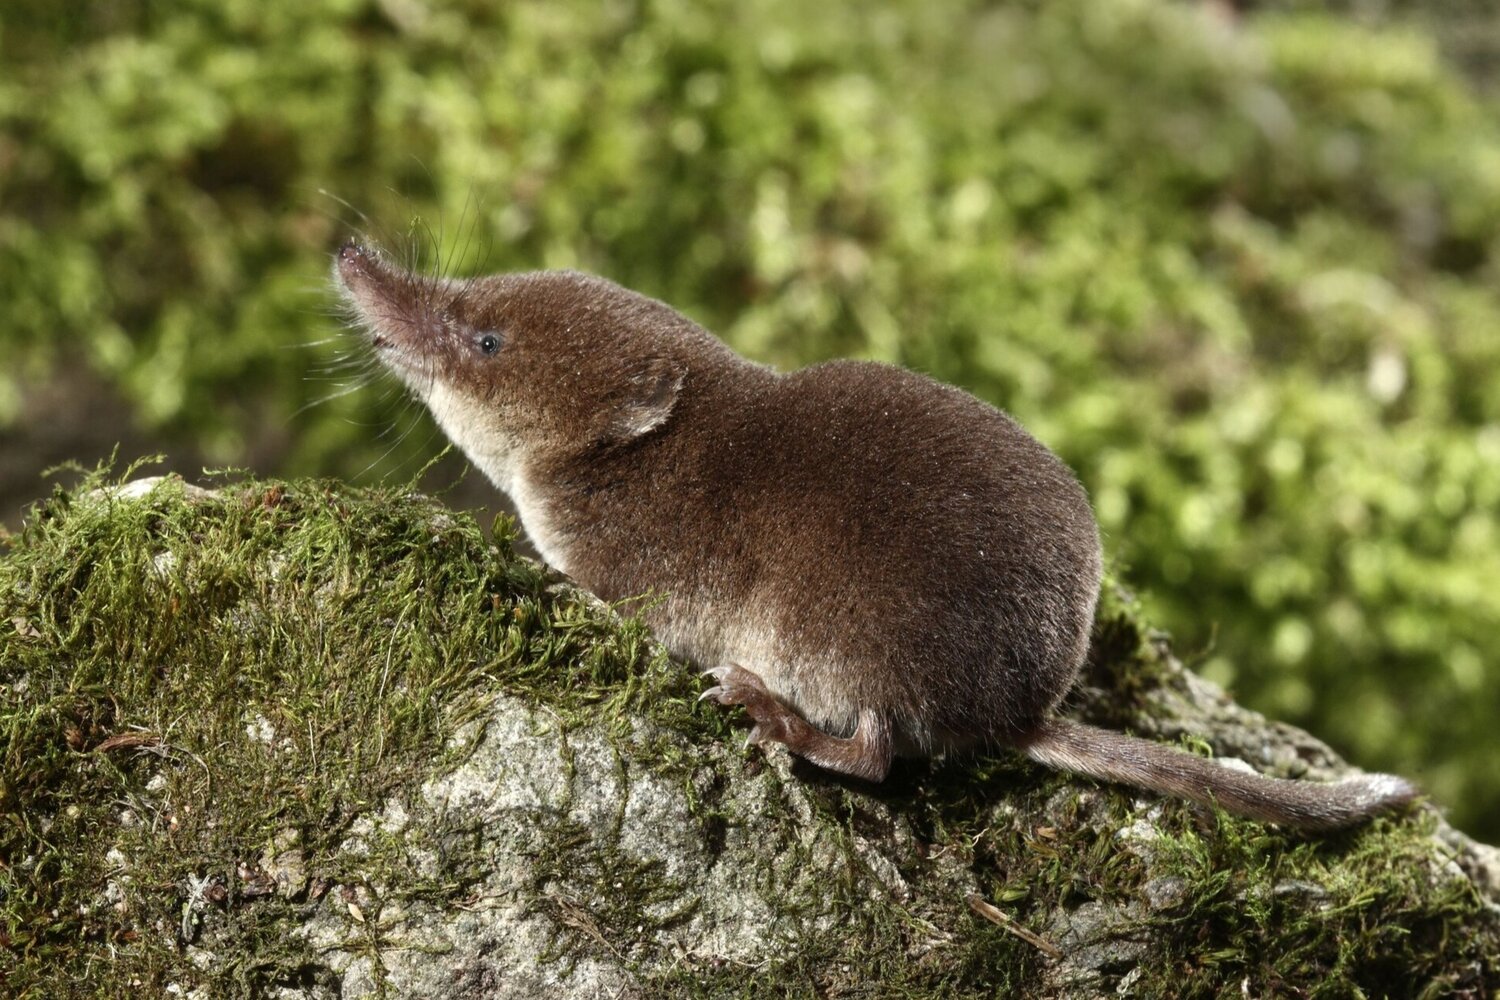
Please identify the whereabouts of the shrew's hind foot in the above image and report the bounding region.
[699,664,894,782]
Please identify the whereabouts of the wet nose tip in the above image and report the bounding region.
[338,239,366,264]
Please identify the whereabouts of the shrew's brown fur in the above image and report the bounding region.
[336,241,1415,830]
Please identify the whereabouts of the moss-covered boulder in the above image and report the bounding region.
[2,473,1496,998]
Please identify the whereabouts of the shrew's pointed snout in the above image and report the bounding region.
[334,239,403,305]
[336,239,374,282]
[335,240,449,365]
[335,240,402,342]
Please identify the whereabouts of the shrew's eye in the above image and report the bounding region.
[477,331,502,356]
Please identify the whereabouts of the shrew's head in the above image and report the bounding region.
[335,241,719,485]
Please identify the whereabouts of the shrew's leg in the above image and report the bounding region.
[700,664,893,782]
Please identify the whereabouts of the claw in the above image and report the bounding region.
[744,724,765,748]
[698,686,724,703]
[701,666,729,681]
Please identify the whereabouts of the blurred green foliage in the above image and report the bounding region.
[1,0,1496,836]
[1265,0,1500,90]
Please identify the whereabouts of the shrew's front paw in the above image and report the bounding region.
[699,664,794,747]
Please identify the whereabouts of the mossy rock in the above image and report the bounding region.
[2,471,1496,998]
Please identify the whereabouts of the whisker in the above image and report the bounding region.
[284,335,353,351]
[355,403,436,481]
[317,188,371,228]
[290,379,377,418]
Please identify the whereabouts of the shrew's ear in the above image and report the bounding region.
[608,358,684,441]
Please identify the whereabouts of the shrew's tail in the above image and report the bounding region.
[1019,717,1417,831]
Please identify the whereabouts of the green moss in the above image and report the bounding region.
[1,467,1494,997]
[0,464,690,995]
[1121,812,1494,996]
